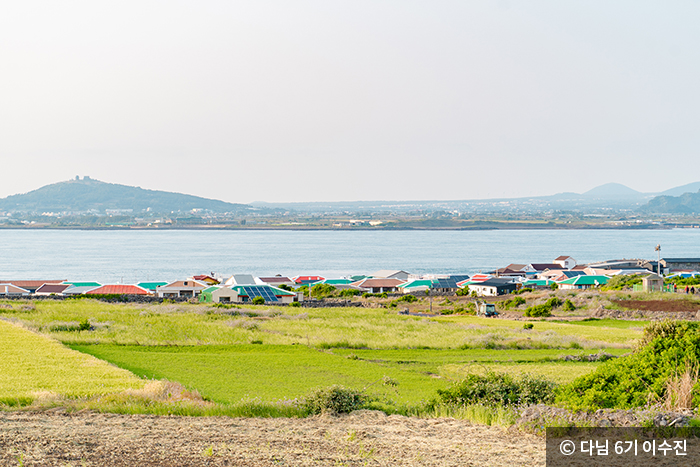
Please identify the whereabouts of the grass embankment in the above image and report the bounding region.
[0,319,144,405]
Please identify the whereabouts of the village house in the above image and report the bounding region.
[553,256,577,270]
[35,284,72,296]
[229,285,298,304]
[660,258,700,274]
[87,284,151,295]
[351,278,405,293]
[370,270,411,281]
[465,278,517,296]
[0,284,30,296]
[257,276,296,288]
[198,286,239,303]
[156,280,208,298]
[557,275,609,290]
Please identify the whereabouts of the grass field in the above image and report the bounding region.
[0,299,642,414]
[0,299,643,349]
[0,319,144,404]
[69,344,447,406]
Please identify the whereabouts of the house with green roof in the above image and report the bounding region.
[230,285,297,304]
[398,279,435,293]
[200,285,298,304]
[557,275,609,290]
[199,286,239,303]
[63,282,102,288]
[137,282,168,292]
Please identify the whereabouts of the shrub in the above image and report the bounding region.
[339,289,362,298]
[251,296,265,305]
[289,301,301,307]
[310,283,337,299]
[562,299,576,311]
[557,320,700,411]
[523,323,534,330]
[79,318,91,331]
[524,304,552,317]
[436,371,555,407]
[523,297,564,317]
[362,292,388,299]
[456,288,470,296]
[302,386,369,415]
[602,274,643,291]
[499,297,526,310]
[513,288,533,295]
[397,294,417,303]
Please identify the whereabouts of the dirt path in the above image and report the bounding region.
[0,410,544,466]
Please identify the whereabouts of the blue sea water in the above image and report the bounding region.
[1,229,699,283]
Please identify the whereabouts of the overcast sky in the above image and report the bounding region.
[1,1,699,203]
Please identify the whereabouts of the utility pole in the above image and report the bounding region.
[655,244,661,275]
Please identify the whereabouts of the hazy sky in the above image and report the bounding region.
[2,1,699,203]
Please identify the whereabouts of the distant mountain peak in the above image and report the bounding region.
[0,178,251,214]
[583,183,643,198]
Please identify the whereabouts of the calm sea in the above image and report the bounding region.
[1,229,699,283]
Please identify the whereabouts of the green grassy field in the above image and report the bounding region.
[0,299,642,414]
[0,319,144,403]
[0,299,642,349]
[69,344,447,405]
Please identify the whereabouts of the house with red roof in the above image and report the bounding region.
[190,275,220,285]
[87,285,151,295]
[293,275,325,285]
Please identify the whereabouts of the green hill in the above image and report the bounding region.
[0,177,251,214]
[643,190,700,214]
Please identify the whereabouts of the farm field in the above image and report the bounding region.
[0,299,643,349]
[0,319,143,403]
[0,298,641,412]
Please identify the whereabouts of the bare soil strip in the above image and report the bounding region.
[0,411,544,466]
[614,300,700,313]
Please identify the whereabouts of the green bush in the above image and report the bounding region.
[310,283,337,299]
[499,297,526,310]
[362,292,388,299]
[523,297,563,317]
[397,294,418,303]
[288,302,301,307]
[562,299,576,311]
[79,319,91,331]
[251,296,265,305]
[302,385,369,415]
[338,288,362,297]
[456,288,470,296]
[557,320,700,411]
[524,304,552,317]
[436,371,555,407]
[668,277,700,286]
[513,288,533,295]
[602,275,643,291]
[523,323,533,330]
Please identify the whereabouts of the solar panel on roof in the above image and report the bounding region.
[242,286,279,302]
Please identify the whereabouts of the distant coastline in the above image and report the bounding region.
[0,223,685,231]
